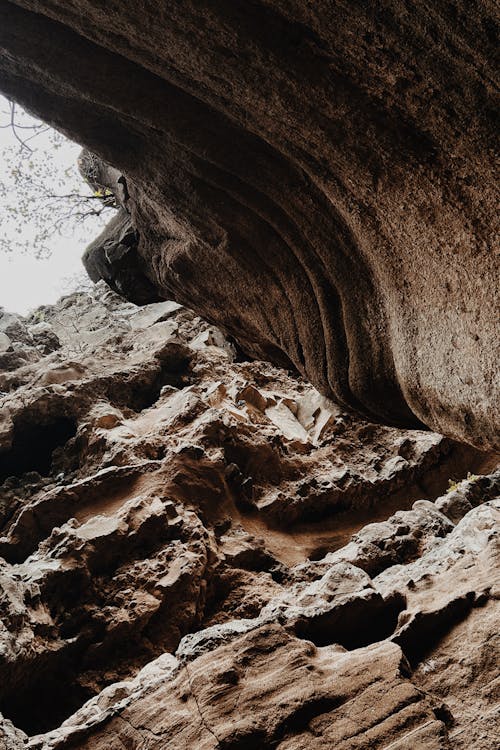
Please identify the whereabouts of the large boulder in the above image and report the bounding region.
[0,1,497,447]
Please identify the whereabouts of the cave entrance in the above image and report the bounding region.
[293,594,405,651]
[0,665,95,737]
[0,415,77,483]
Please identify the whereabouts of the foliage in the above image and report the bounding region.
[447,471,480,493]
[0,97,115,258]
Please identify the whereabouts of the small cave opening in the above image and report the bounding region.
[109,346,193,413]
[293,594,405,651]
[125,368,187,412]
[0,668,95,737]
[0,416,78,484]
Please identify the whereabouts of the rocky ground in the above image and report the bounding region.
[0,283,498,749]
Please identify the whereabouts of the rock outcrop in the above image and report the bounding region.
[0,284,497,749]
[0,1,498,447]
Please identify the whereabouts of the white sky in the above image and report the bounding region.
[0,243,88,314]
[0,95,105,315]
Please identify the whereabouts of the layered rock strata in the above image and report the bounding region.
[0,285,497,749]
[0,1,498,446]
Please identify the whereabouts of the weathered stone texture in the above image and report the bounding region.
[0,285,497,748]
[0,1,498,446]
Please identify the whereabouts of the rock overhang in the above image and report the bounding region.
[0,0,497,448]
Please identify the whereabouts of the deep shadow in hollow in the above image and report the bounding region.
[293,593,406,650]
[112,347,193,413]
[0,416,77,483]
[0,666,95,736]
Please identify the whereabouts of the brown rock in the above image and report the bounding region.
[29,625,452,750]
[0,282,496,747]
[0,2,498,446]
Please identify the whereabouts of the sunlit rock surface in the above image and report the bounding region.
[0,283,497,748]
[0,2,498,447]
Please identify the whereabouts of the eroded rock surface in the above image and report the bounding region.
[0,284,497,748]
[0,2,498,446]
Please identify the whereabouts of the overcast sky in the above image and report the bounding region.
[0,95,105,315]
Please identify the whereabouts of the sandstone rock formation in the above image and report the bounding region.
[0,284,498,748]
[0,1,498,447]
